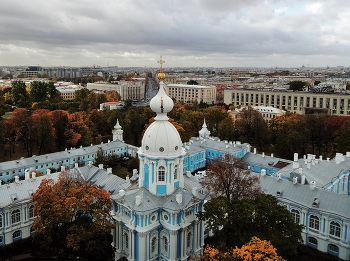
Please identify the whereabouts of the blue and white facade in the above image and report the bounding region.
[112,70,206,261]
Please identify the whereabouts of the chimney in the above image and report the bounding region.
[176,193,183,205]
[135,195,142,206]
[301,174,306,185]
[310,181,316,190]
[326,157,330,162]
[46,169,51,175]
[61,166,65,171]
[107,168,112,174]
[277,172,281,180]
[262,152,265,158]
[319,155,323,161]
[254,148,257,154]
[260,169,266,177]
[74,163,78,168]
[119,189,125,197]
[307,163,311,169]
[15,176,20,183]
[298,168,303,174]
[294,153,298,162]
[126,176,130,182]
[31,172,36,179]
[133,169,138,176]
[25,169,30,180]
[271,153,274,158]
[98,164,103,169]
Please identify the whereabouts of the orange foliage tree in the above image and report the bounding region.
[198,237,286,261]
[233,236,286,261]
[32,171,115,260]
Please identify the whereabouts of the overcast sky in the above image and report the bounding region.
[1,0,350,68]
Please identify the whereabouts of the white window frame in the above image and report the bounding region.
[158,166,165,182]
[29,205,34,219]
[291,209,300,224]
[11,209,21,224]
[309,215,319,230]
[329,221,341,238]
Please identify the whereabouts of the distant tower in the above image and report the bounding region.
[199,118,211,138]
[112,119,123,141]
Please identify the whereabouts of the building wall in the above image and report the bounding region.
[165,84,216,104]
[87,81,145,101]
[224,89,350,116]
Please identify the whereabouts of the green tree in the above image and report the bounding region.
[32,171,114,260]
[30,81,48,103]
[74,88,91,111]
[288,80,306,92]
[11,80,30,107]
[198,194,303,258]
[187,80,198,85]
[47,81,61,102]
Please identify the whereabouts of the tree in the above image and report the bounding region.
[198,237,286,261]
[11,80,30,107]
[47,81,61,102]
[288,80,305,92]
[30,81,48,103]
[11,108,34,156]
[201,155,261,201]
[32,171,115,260]
[187,80,198,85]
[74,88,91,111]
[198,194,303,258]
[32,109,55,155]
[233,236,286,261]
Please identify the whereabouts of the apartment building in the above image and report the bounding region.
[87,80,145,101]
[224,89,350,116]
[164,84,216,104]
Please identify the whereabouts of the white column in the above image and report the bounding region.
[170,230,178,261]
[138,232,147,261]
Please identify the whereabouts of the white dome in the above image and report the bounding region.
[140,120,183,157]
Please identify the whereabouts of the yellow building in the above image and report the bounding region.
[164,84,216,104]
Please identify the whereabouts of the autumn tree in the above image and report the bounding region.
[11,108,34,156]
[198,155,261,246]
[199,237,286,261]
[32,171,115,260]
[201,155,261,201]
[32,109,55,155]
[233,236,286,261]
[235,107,269,149]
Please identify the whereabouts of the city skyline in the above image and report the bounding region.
[1,0,350,68]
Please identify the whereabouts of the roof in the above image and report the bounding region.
[260,175,350,219]
[189,137,250,155]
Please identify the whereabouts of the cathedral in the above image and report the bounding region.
[111,64,206,261]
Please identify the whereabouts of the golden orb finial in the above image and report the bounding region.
[157,56,166,80]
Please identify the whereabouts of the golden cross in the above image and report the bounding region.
[158,56,165,71]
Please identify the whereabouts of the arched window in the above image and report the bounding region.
[12,230,21,240]
[29,205,34,219]
[11,209,21,224]
[158,166,165,182]
[151,236,157,253]
[291,209,300,224]
[174,165,178,180]
[329,221,341,237]
[328,244,339,255]
[187,231,192,248]
[308,237,317,246]
[309,215,319,230]
[163,236,168,253]
[0,215,2,228]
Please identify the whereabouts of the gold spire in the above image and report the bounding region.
[157,56,165,80]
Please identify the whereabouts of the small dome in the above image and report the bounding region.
[158,71,166,80]
[150,85,173,117]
